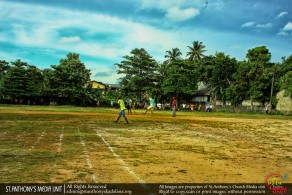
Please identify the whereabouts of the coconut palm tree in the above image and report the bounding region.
[186,41,206,62]
[164,48,182,64]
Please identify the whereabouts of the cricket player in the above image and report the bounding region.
[144,97,155,115]
[115,96,129,124]
[172,97,177,117]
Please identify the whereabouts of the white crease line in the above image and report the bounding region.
[51,126,64,183]
[17,131,28,143]
[78,127,98,183]
[97,132,146,185]
[31,131,46,149]
[57,133,64,153]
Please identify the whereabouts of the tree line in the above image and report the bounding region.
[0,53,92,105]
[117,42,292,111]
[0,41,292,110]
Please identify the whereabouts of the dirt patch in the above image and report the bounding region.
[93,117,292,183]
[1,109,291,183]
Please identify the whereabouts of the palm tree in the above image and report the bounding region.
[164,48,182,64]
[186,41,206,62]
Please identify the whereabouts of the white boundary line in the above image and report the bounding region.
[78,127,98,183]
[96,131,147,184]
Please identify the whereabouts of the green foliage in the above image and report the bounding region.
[195,52,237,105]
[280,55,292,73]
[46,53,91,105]
[246,46,271,64]
[281,71,292,97]
[196,55,214,82]
[0,60,9,77]
[157,48,199,102]
[226,61,250,106]
[1,60,43,101]
[279,55,292,97]
[1,43,291,110]
[209,52,237,103]
[164,48,182,64]
[226,85,244,106]
[162,59,198,99]
[116,48,158,99]
[103,87,121,101]
[26,65,44,97]
[84,84,103,103]
[0,60,10,97]
[3,66,29,99]
[186,41,206,62]
[246,46,273,104]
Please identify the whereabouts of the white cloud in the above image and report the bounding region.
[140,0,172,10]
[277,22,292,37]
[140,0,204,10]
[74,42,123,59]
[0,1,139,60]
[283,21,292,31]
[255,23,272,28]
[1,0,290,76]
[166,7,200,22]
[124,23,191,63]
[241,22,272,29]
[241,21,255,28]
[209,0,225,10]
[1,0,196,65]
[85,61,119,84]
[276,12,288,18]
[59,36,81,44]
[140,0,203,22]
[277,31,289,36]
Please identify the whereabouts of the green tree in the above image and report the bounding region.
[83,83,104,106]
[279,55,292,97]
[0,60,9,77]
[162,58,198,104]
[165,48,182,64]
[0,60,10,99]
[116,48,158,99]
[196,55,214,83]
[26,65,44,98]
[2,60,43,103]
[47,53,91,105]
[102,87,121,104]
[281,71,292,97]
[209,52,237,106]
[226,61,250,106]
[246,46,272,109]
[186,41,206,62]
[2,65,28,101]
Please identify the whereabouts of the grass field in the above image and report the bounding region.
[0,105,291,183]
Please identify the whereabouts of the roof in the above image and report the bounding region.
[193,88,211,96]
[106,84,120,89]
[87,80,106,85]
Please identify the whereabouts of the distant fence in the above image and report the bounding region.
[213,92,292,115]
[215,105,266,113]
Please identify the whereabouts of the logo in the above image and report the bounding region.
[265,173,288,194]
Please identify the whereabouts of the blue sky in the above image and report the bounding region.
[0,0,292,84]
